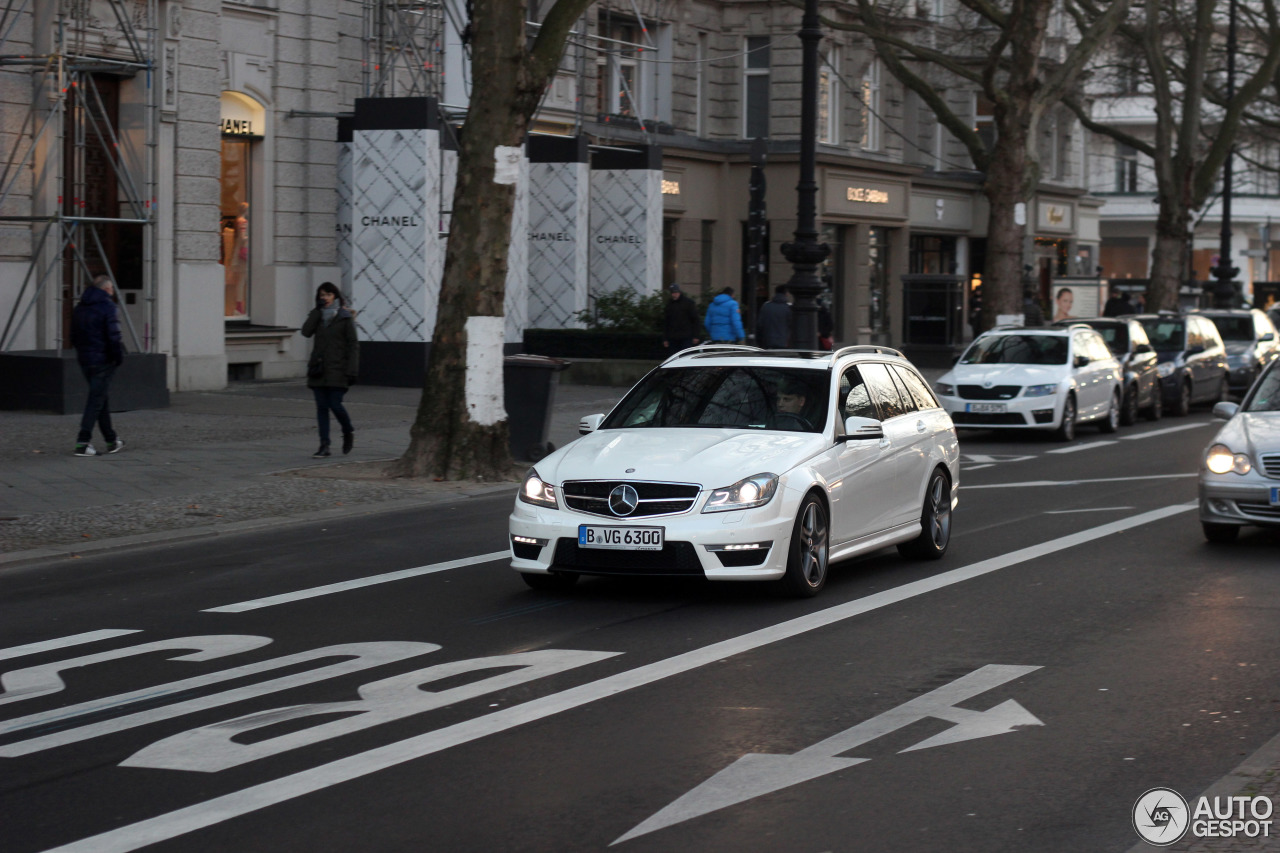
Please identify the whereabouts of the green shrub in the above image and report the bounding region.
[575,288,666,332]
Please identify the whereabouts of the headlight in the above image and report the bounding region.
[1156,362,1175,378]
[519,468,558,508]
[1024,383,1058,397]
[935,382,955,396]
[703,473,779,513]
[1205,444,1252,475]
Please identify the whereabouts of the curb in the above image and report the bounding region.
[0,483,517,572]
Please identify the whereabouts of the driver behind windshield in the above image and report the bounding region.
[777,380,808,415]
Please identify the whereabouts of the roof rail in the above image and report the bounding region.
[831,344,905,360]
[661,343,762,365]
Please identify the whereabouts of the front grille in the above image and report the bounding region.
[1235,501,1280,520]
[562,480,701,518]
[951,412,1027,426]
[1260,454,1280,479]
[958,385,1021,400]
[551,539,704,575]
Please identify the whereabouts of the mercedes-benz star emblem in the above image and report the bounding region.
[609,484,640,516]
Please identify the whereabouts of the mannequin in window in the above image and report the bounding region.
[226,202,249,316]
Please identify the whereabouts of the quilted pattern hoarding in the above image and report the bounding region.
[589,168,662,298]
[528,160,589,329]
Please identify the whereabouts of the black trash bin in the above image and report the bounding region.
[504,354,571,462]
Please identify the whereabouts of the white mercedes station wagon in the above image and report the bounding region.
[509,345,960,597]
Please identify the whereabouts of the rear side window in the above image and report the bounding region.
[860,362,908,419]
[892,364,940,410]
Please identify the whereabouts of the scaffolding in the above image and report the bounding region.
[0,0,157,353]
[362,0,446,99]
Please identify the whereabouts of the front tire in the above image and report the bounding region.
[1144,385,1164,421]
[1120,384,1139,426]
[1099,390,1121,433]
[1173,380,1192,417]
[782,495,829,597]
[898,470,952,560]
[521,571,579,591]
[1202,523,1240,543]
[1054,395,1077,442]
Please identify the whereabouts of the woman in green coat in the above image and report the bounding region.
[302,282,360,457]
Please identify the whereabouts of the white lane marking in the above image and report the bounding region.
[964,463,996,471]
[44,503,1195,853]
[1045,507,1134,514]
[1046,441,1117,455]
[1121,422,1212,441]
[0,629,139,662]
[964,473,1196,490]
[203,551,509,613]
[615,665,1042,843]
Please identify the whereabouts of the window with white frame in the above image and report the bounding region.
[743,36,770,139]
[819,47,839,145]
[596,16,670,122]
[861,58,882,151]
[1115,142,1139,192]
[973,94,995,166]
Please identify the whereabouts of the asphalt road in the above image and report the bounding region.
[3,411,1279,853]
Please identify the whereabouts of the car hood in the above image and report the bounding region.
[1210,412,1280,456]
[1224,341,1255,357]
[939,363,1065,386]
[539,428,826,488]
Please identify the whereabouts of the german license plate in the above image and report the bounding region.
[578,525,664,550]
[1271,486,1279,507]
[966,402,1006,414]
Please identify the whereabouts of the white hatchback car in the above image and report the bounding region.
[934,325,1123,441]
[1199,358,1280,542]
[509,345,960,597]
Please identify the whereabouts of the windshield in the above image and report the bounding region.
[1138,318,1185,350]
[603,365,831,433]
[1089,324,1129,354]
[1244,364,1280,412]
[1203,316,1253,342]
[960,334,1068,365]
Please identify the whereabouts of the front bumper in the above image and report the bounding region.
[1198,473,1280,528]
[1227,365,1258,393]
[939,393,1065,430]
[509,496,796,581]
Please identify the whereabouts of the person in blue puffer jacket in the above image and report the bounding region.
[704,287,745,344]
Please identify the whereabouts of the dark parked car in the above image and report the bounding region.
[1132,313,1230,416]
[1191,308,1280,397]
[1053,316,1162,423]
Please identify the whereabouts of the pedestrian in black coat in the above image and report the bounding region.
[302,282,360,457]
[71,275,125,456]
[663,285,702,353]
[756,287,793,349]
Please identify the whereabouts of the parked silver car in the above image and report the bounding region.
[1199,358,1280,542]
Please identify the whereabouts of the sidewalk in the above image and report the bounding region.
[0,380,623,564]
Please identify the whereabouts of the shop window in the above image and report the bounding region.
[909,235,957,274]
[220,140,252,319]
[869,226,890,335]
[700,220,714,294]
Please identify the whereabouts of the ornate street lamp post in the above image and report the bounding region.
[1212,0,1239,308]
[780,0,829,350]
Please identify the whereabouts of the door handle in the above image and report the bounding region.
[916,420,927,433]
[879,437,891,450]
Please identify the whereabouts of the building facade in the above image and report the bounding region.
[0,0,1099,393]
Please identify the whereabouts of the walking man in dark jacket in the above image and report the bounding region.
[662,284,702,353]
[71,275,125,456]
[756,286,792,349]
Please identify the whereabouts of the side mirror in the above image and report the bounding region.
[1073,354,1090,369]
[841,416,884,441]
[1212,401,1239,420]
[578,414,605,435]
[1134,343,1153,354]
[1261,332,1275,342]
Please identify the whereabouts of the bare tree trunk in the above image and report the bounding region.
[982,131,1031,328]
[390,0,594,480]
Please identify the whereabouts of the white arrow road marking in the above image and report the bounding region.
[612,665,1041,844]
[203,551,509,612]
[40,504,1193,853]
[0,629,140,662]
